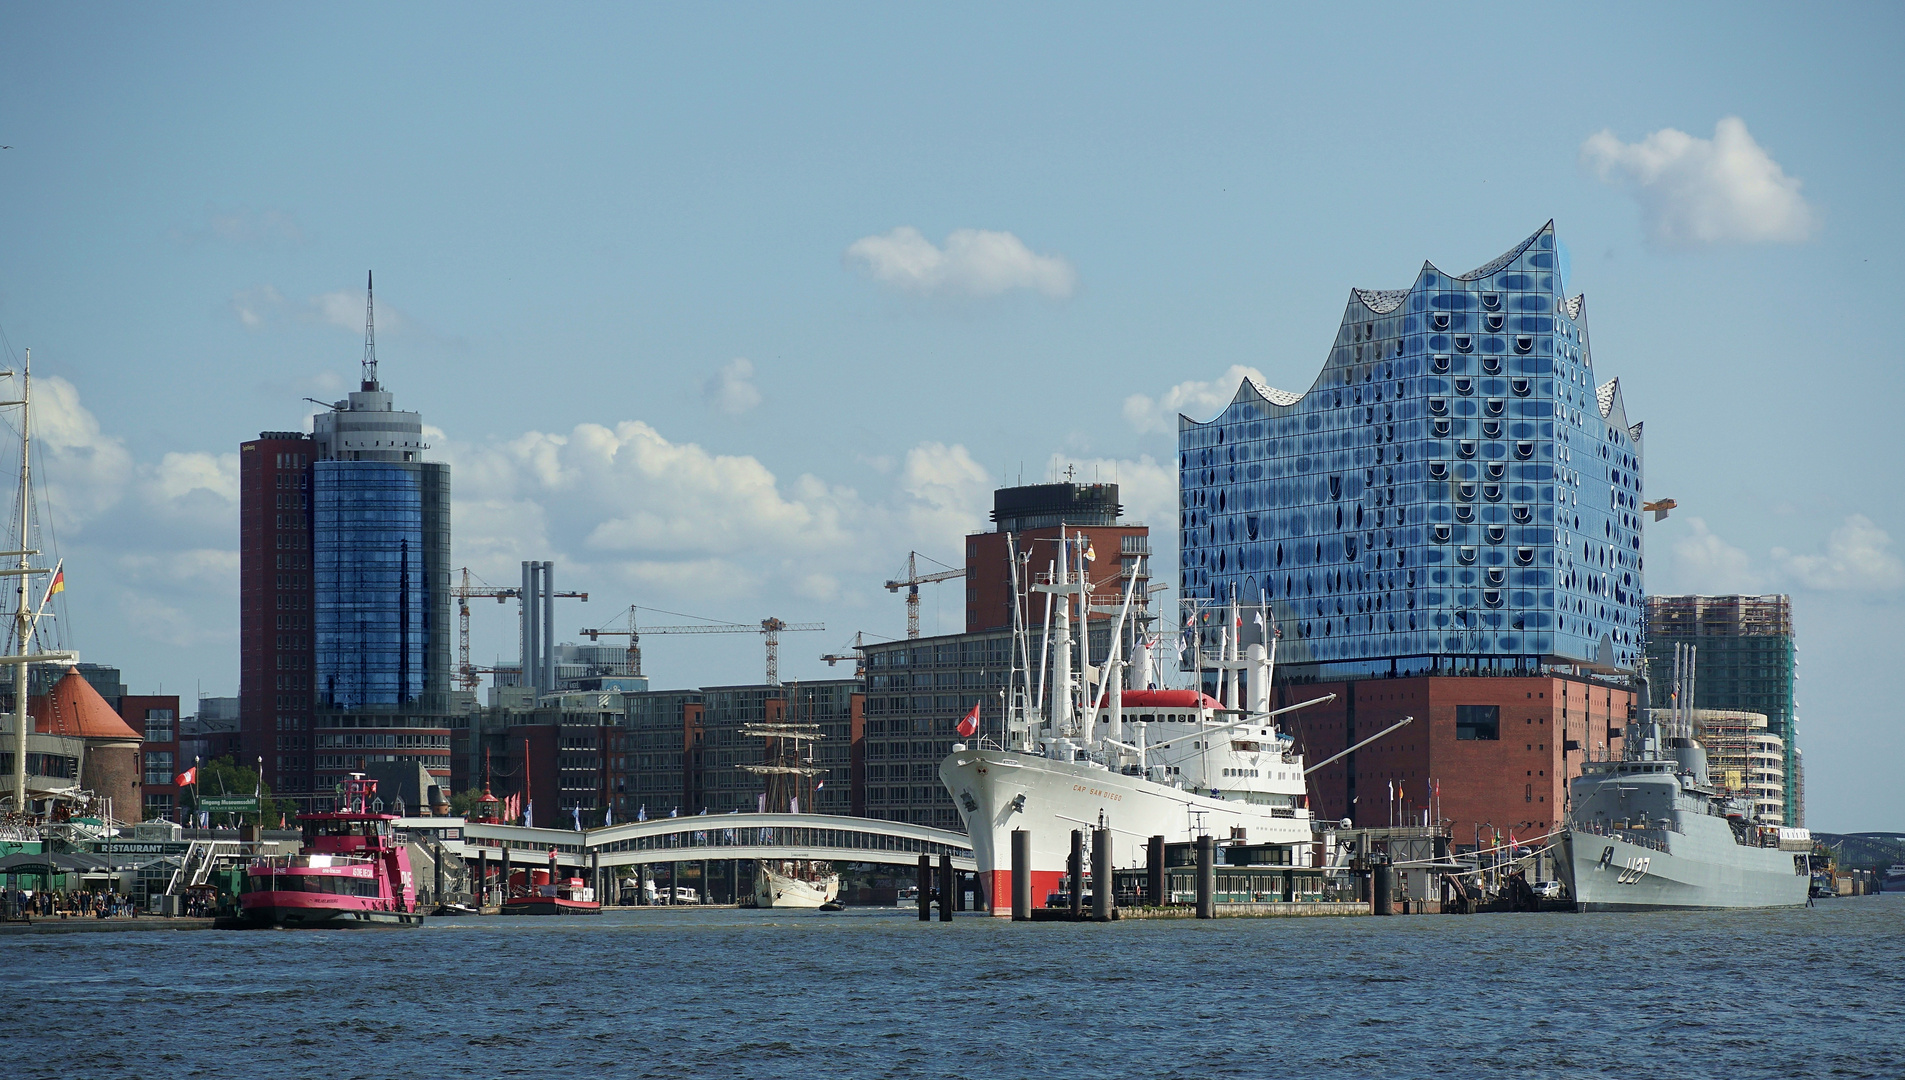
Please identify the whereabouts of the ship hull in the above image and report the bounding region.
[234,899,423,929]
[1557,829,1809,911]
[500,897,602,916]
[754,864,840,909]
[940,748,1313,916]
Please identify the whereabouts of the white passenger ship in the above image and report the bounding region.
[939,534,1333,915]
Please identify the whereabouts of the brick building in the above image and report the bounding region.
[1289,674,1632,844]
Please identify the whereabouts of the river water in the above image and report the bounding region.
[12,896,1903,1079]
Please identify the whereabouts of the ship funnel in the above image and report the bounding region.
[1673,738,1710,787]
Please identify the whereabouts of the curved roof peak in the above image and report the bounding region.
[1596,377,1621,419]
[1416,220,1557,284]
[1238,374,1303,407]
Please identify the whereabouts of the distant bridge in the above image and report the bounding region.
[462,813,975,874]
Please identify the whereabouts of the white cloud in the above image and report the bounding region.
[312,289,371,332]
[895,442,992,549]
[1581,117,1816,246]
[229,285,286,329]
[845,226,1076,299]
[152,452,240,503]
[702,358,762,415]
[1123,364,1266,434]
[1668,517,1766,595]
[1773,515,1905,591]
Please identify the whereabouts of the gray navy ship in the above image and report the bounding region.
[1556,649,1810,911]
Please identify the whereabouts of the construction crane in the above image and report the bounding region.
[884,551,965,640]
[452,567,587,692]
[579,607,823,685]
[820,631,872,679]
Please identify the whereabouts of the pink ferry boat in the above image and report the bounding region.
[237,775,423,929]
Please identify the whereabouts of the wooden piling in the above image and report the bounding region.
[1010,829,1031,921]
[1147,835,1165,907]
[1195,835,1215,919]
[917,855,932,921]
[1068,830,1084,920]
[938,853,954,922]
[1091,827,1113,921]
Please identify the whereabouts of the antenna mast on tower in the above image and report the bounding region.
[361,270,379,391]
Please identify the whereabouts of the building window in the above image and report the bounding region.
[1456,706,1499,741]
[144,709,175,742]
[144,750,175,786]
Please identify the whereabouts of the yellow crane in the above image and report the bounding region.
[883,551,964,640]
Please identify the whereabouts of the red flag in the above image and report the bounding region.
[175,767,196,787]
[955,703,979,738]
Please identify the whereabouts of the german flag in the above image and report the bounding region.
[41,560,64,607]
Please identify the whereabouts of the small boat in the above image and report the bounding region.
[499,851,602,915]
[753,860,839,909]
[430,902,482,917]
[236,775,423,929]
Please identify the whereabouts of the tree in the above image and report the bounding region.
[448,787,488,818]
[179,755,298,827]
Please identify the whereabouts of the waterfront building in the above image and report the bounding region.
[27,668,143,822]
[1687,708,1785,823]
[240,279,453,806]
[1644,594,1799,824]
[124,694,182,821]
[1177,223,1642,843]
[1179,222,1642,676]
[620,680,859,821]
[964,482,1152,634]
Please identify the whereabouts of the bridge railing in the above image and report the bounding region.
[463,813,973,864]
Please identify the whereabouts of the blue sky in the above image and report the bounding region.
[1,4,1900,829]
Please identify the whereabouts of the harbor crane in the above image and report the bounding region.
[883,551,965,639]
[580,606,823,685]
[452,567,587,692]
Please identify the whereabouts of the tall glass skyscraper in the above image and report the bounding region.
[1179,222,1645,679]
[240,280,453,805]
[308,381,453,718]
[313,462,427,709]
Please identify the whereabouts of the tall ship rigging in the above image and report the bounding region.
[2,350,89,832]
[744,685,840,908]
[939,530,1334,915]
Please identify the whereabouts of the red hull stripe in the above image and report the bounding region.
[982,869,1068,917]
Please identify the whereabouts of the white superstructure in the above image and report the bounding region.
[938,533,1333,914]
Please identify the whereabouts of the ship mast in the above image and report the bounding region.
[7,353,27,816]
[5,351,77,819]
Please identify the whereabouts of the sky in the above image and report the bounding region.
[0,4,1900,830]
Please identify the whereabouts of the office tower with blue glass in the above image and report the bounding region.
[1178,224,1652,842]
[240,277,454,807]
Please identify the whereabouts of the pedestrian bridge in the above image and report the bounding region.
[462,812,975,872]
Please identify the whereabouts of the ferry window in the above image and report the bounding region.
[1456,706,1500,741]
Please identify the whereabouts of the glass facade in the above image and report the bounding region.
[1179,223,1645,677]
[313,461,428,709]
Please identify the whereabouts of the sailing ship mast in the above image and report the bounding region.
[4,350,79,820]
[740,683,825,813]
